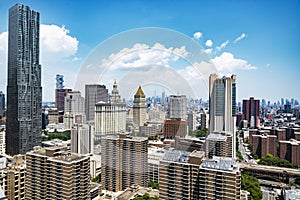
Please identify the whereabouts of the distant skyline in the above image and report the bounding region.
[0,0,299,102]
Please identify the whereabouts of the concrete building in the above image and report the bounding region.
[55,88,72,114]
[101,134,148,192]
[0,92,4,116]
[1,155,25,200]
[0,130,5,155]
[284,189,300,199]
[71,124,94,155]
[209,74,236,158]
[251,132,277,158]
[148,147,165,183]
[169,95,187,120]
[198,157,241,199]
[242,97,260,128]
[85,84,108,122]
[159,150,203,200]
[187,112,197,135]
[47,108,59,124]
[6,4,42,155]
[133,86,147,128]
[64,91,86,129]
[94,81,126,140]
[200,111,209,130]
[279,139,300,165]
[205,131,233,159]
[25,146,90,199]
[163,119,187,139]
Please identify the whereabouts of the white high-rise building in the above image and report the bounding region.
[0,129,5,154]
[94,81,126,140]
[209,74,237,158]
[169,95,187,120]
[71,124,94,155]
[133,86,147,127]
[64,91,86,129]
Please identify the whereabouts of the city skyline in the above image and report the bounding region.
[0,1,299,102]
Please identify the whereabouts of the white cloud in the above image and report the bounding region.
[205,39,213,47]
[211,52,256,72]
[234,33,246,44]
[201,48,213,54]
[216,40,229,51]
[193,32,203,40]
[40,24,79,61]
[101,43,189,70]
[0,32,8,65]
[266,63,271,67]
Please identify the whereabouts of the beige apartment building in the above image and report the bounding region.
[101,134,148,192]
[25,146,90,200]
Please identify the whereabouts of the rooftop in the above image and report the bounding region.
[162,150,190,163]
[201,156,237,171]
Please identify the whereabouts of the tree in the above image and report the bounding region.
[133,193,158,200]
[258,154,296,168]
[241,171,262,200]
[91,174,100,183]
[194,128,208,138]
[148,180,159,189]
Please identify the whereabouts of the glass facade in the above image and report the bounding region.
[6,4,42,155]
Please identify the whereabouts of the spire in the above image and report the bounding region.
[135,85,144,96]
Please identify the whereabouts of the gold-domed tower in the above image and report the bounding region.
[133,86,147,127]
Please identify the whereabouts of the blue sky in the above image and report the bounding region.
[0,0,299,102]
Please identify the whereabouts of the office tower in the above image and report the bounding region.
[101,134,148,192]
[242,97,260,128]
[209,74,236,158]
[198,157,241,199]
[6,4,42,155]
[161,90,166,105]
[133,86,147,127]
[63,91,85,129]
[71,124,94,154]
[94,81,126,139]
[85,84,108,122]
[163,119,187,139]
[205,131,233,158]
[55,88,72,112]
[0,130,5,154]
[159,150,204,200]
[169,95,187,120]
[1,155,26,200]
[26,146,90,199]
[56,74,64,89]
[0,92,4,116]
[187,112,197,135]
[47,108,59,124]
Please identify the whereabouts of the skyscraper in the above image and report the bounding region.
[85,84,108,122]
[133,86,147,127]
[169,95,187,120]
[56,74,64,89]
[94,81,126,139]
[242,97,260,128]
[6,4,42,155]
[71,124,94,154]
[0,91,5,116]
[209,74,236,158]
[64,91,86,129]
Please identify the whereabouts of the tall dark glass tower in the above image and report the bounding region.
[6,4,42,155]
